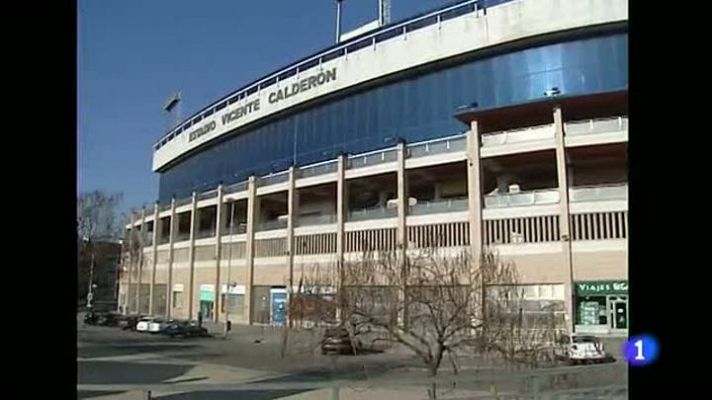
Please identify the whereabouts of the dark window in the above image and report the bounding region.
[346,38,371,54]
[374,27,402,43]
[278,68,298,81]
[440,3,476,22]
[406,16,438,32]
[322,48,345,63]
[298,58,320,72]
[260,76,277,88]
[216,101,227,111]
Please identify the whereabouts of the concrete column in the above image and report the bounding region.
[125,218,134,315]
[187,193,198,320]
[335,155,346,322]
[148,203,159,315]
[245,177,258,324]
[136,208,146,314]
[214,185,224,322]
[396,142,408,253]
[467,121,484,262]
[166,198,176,319]
[286,167,297,327]
[554,106,575,333]
[396,141,408,327]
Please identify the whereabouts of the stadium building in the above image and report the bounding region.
[121,0,628,336]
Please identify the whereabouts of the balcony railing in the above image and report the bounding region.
[296,214,337,227]
[258,219,288,231]
[175,197,192,207]
[408,135,467,159]
[259,172,290,187]
[481,124,555,147]
[409,197,468,215]
[159,203,172,212]
[565,116,628,136]
[484,189,560,208]
[224,180,249,194]
[298,160,338,179]
[197,190,218,201]
[347,148,397,169]
[569,184,628,202]
[347,206,397,221]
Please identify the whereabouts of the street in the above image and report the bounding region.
[78,319,628,399]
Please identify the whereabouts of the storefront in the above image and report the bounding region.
[574,280,628,335]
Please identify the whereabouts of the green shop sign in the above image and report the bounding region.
[199,284,215,301]
[576,280,628,296]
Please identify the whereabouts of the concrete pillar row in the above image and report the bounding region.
[148,203,159,315]
[166,198,177,319]
[553,105,575,334]
[244,176,258,324]
[187,193,198,320]
[214,185,224,322]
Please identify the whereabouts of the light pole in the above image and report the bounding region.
[223,201,237,339]
[87,249,96,309]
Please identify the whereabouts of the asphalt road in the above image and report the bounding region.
[77,320,628,399]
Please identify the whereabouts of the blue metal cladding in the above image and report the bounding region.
[158,33,628,201]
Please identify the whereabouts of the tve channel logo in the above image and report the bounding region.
[621,335,659,366]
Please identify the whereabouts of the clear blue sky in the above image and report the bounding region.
[78,0,452,214]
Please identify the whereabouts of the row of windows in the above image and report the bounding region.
[159,33,628,201]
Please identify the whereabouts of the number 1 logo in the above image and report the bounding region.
[623,335,659,366]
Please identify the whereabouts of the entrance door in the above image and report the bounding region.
[200,300,214,320]
[609,296,628,330]
[270,289,287,326]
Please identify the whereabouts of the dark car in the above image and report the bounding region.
[162,320,210,338]
[84,311,99,325]
[96,312,121,326]
[84,311,120,326]
[120,315,144,331]
[321,327,361,355]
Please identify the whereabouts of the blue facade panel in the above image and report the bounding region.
[158,33,628,201]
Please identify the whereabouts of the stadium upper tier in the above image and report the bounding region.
[154,0,627,202]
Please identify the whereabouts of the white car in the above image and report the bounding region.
[135,317,154,333]
[148,318,171,333]
[555,334,614,365]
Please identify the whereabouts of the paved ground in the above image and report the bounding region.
[77,318,628,399]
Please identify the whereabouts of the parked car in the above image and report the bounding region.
[120,315,143,331]
[84,311,120,326]
[321,327,361,355]
[148,318,172,334]
[161,320,209,338]
[555,334,614,365]
[96,312,121,327]
[83,310,99,325]
[135,317,155,333]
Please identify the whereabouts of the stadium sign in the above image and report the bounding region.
[268,68,337,105]
[188,67,338,143]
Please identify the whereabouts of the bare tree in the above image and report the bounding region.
[77,190,122,307]
[335,248,523,377]
[289,246,561,398]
